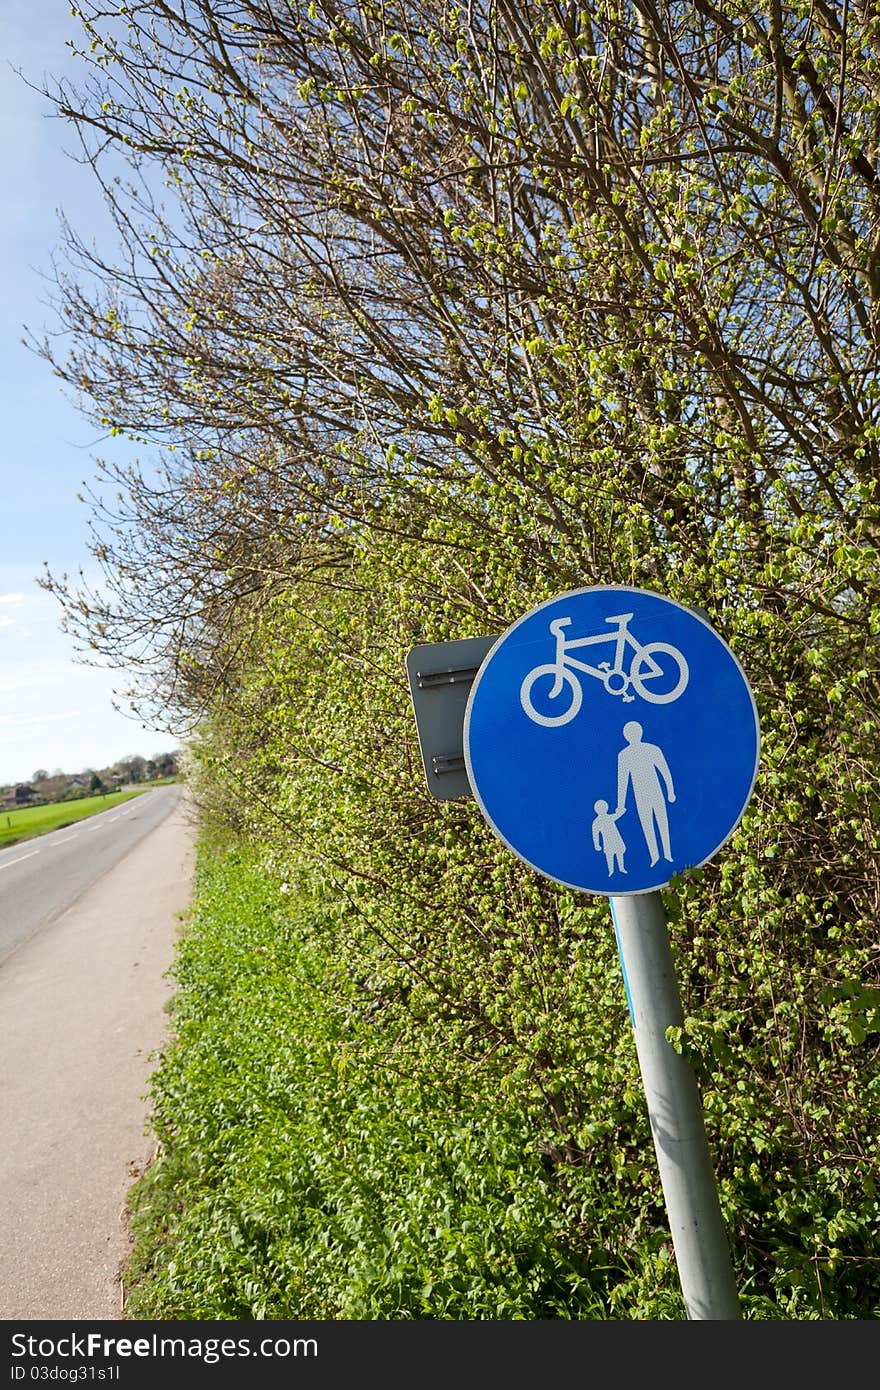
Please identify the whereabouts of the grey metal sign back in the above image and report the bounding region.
[406,636,498,800]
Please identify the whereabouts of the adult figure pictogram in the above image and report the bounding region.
[615,721,675,867]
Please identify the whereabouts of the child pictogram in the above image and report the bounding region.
[591,800,626,874]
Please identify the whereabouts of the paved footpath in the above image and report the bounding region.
[0,791,195,1320]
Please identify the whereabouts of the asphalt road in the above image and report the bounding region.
[0,783,195,1320]
[0,784,183,967]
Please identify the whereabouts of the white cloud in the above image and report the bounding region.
[0,708,82,727]
[0,585,63,643]
[0,670,76,695]
[0,568,176,784]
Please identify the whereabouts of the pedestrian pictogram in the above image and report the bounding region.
[464,586,760,895]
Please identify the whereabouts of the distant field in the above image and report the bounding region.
[0,789,150,849]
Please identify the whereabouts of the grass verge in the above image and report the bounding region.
[122,836,622,1319]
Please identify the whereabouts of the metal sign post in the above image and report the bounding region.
[458,585,760,1320]
[610,892,741,1319]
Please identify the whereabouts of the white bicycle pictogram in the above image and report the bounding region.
[520,612,689,727]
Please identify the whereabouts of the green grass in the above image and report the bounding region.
[124,839,611,1320]
[0,789,149,848]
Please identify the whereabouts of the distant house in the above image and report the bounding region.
[0,785,38,809]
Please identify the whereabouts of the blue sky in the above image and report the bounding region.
[0,5,178,786]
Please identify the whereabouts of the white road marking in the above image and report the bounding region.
[0,850,40,871]
[52,834,79,845]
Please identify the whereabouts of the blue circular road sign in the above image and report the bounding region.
[463,587,760,895]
